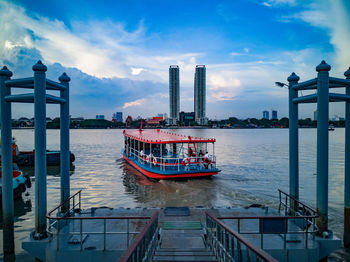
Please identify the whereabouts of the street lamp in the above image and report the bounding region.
[275,82,289,88]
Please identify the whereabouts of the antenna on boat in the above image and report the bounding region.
[139,119,143,132]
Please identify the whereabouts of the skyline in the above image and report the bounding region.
[1,0,349,119]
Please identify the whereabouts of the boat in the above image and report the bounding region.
[122,128,220,179]
[0,163,31,200]
[13,150,75,167]
[1,138,75,167]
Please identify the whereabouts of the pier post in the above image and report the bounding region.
[315,60,331,234]
[344,67,350,247]
[287,72,300,213]
[59,73,71,212]
[33,61,48,238]
[0,66,15,261]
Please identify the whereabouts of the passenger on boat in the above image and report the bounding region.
[203,152,212,169]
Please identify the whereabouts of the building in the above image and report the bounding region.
[147,116,164,127]
[263,111,269,119]
[125,115,133,127]
[179,111,195,126]
[112,112,123,122]
[168,65,180,125]
[271,110,278,120]
[194,65,208,125]
[96,115,105,120]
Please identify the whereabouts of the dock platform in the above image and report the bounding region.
[22,190,341,262]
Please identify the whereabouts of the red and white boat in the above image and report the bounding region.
[0,163,31,200]
[122,129,220,179]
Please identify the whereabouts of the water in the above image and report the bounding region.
[0,128,349,260]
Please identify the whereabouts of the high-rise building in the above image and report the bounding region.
[116,112,123,122]
[263,110,269,119]
[168,65,180,125]
[179,111,195,126]
[194,65,208,125]
[271,110,278,120]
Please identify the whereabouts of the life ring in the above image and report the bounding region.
[182,158,189,166]
[152,157,157,165]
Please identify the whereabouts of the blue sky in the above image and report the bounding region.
[1,0,349,120]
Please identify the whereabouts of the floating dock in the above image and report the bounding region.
[22,190,341,261]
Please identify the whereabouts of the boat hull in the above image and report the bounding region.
[14,151,75,167]
[123,155,218,180]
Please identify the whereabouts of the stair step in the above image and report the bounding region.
[162,221,202,230]
[152,255,217,261]
[157,248,209,252]
[155,251,213,256]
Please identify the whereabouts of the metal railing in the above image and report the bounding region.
[47,190,153,251]
[206,212,278,262]
[127,147,217,172]
[118,211,160,262]
[216,190,319,249]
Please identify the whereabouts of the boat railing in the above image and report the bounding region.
[46,190,154,251]
[118,211,160,262]
[128,147,217,171]
[206,212,278,262]
[214,190,319,250]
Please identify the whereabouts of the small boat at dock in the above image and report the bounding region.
[122,129,220,179]
[0,163,31,200]
[13,150,75,167]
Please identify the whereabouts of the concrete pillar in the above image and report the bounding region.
[0,66,15,261]
[315,60,331,234]
[344,67,350,247]
[287,72,300,212]
[59,73,71,212]
[33,60,48,238]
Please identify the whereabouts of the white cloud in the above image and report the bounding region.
[282,0,350,73]
[131,67,145,75]
[265,0,296,6]
[262,2,272,7]
[123,98,146,109]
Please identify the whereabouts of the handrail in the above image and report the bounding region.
[47,189,82,218]
[47,189,151,220]
[278,189,317,215]
[215,189,319,250]
[118,211,160,262]
[206,212,278,262]
[127,147,217,170]
[46,190,155,252]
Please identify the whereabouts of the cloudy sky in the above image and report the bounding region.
[1,0,349,120]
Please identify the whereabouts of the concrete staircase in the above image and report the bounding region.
[152,221,217,262]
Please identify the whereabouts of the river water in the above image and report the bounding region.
[0,128,349,260]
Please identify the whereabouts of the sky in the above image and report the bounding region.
[1,0,349,120]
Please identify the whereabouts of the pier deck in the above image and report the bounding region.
[23,205,341,262]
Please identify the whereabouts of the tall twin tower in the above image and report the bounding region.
[168,65,208,125]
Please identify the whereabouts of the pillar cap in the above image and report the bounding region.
[0,66,13,77]
[32,60,47,72]
[344,67,350,78]
[59,72,71,82]
[316,60,331,72]
[287,72,300,82]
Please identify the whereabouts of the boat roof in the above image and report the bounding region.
[123,129,215,144]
